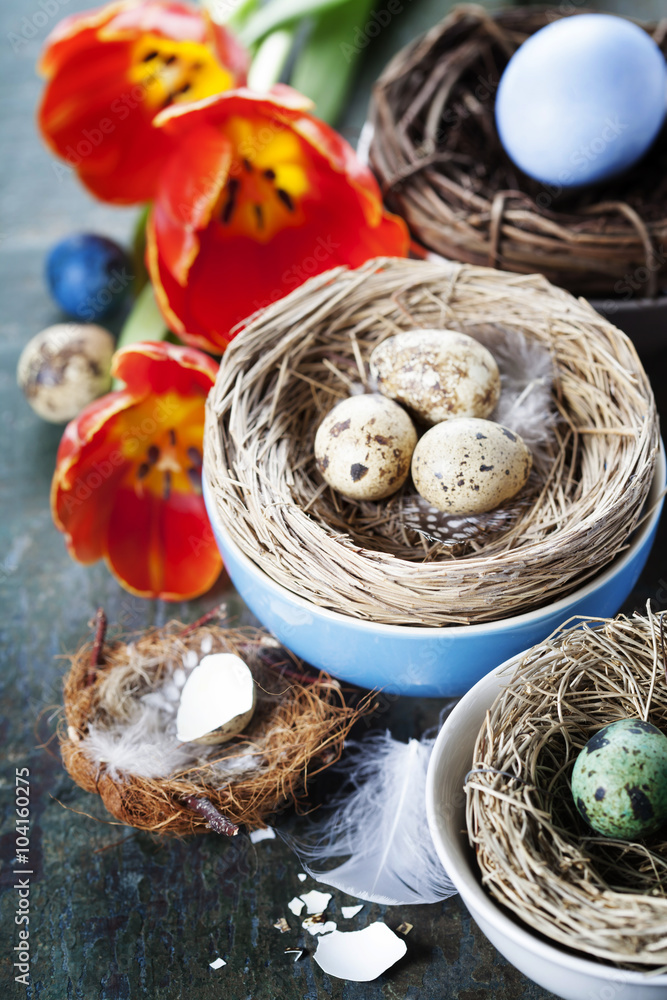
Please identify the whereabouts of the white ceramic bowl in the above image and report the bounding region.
[425,657,667,999]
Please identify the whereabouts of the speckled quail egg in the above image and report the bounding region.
[369,329,500,425]
[315,394,417,501]
[411,417,532,514]
[17,323,114,423]
[571,718,667,840]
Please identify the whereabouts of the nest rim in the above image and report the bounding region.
[367,4,667,299]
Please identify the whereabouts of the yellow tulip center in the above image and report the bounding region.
[130,34,233,112]
[216,116,310,243]
[117,391,205,499]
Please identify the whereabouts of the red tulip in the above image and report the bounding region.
[38,0,248,204]
[146,85,410,353]
[51,341,222,600]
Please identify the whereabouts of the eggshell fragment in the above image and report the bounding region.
[411,417,532,515]
[313,922,407,982]
[17,323,114,423]
[176,653,256,745]
[370,329,500,424]
[315,394,417,501]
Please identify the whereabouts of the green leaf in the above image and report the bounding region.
[112,283,169,388]
[239,0,352,46]
[289,0,375,124]
[247,28,296,91]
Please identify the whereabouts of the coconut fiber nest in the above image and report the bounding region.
[203,256,659,627]
[466,609,667,968]
[368,5,667,298]
[60,614,368,835]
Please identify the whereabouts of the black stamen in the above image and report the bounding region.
[276,188,294,212]
[168,428,177,447]
[137,462,150,480]
[173,82,191,97]
[254,204,264,230]
[263,168,276,181]
[161,95,174,109]
[187,467,202,492]
[142,50,159,62]
[187,446,202,466]
[164,54,177,65]
[163,470,172,501]
[222,178,240,224]
[242,158,253,173]
[147,444,160,465]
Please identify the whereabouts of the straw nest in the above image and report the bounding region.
[466,609,667,968]
[204,257,658,626]
[368,5,667,298]
[60,617,367,835]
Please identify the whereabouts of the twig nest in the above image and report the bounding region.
[60,619,370,835]
[466,610,667,968]
[571,719,667,840]
[17,323,114,423]
[412,418,532,514]
[369,329,500,424]
[176,653,256,745]
[314,394,417,501]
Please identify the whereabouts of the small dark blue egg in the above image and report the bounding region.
[46,234,132,321]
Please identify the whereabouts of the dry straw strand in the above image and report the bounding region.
[204,257,658,626]
[368,5,667,297]
[466,609,667,969]
[60,621,368,835]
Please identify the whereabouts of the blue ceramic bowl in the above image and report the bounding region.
[203,445,665,697]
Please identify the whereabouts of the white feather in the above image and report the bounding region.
[290,732,456,905]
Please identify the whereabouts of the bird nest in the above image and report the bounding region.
[60,614,368,835]
[203,257,658,626]
[466,609,667,968]
[368,5,667,299]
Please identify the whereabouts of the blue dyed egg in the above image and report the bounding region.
[46,233,132,321]
[495,14,667,188]
[571,718,667,840]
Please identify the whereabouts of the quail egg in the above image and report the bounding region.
[17,323,115,423]
[369,329,500,424]
[411,417,532,514]
[571,718,667,840]
[315,394,417,501]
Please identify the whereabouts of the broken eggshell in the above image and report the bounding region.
[412,417,532,515]
[17,323,114,423]
[314,394,417,501]
[313,922,407,981]
[369,329,500,425]
[176,653,256,745]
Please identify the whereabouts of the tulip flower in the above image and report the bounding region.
[51,341,222,600]
[38,0,248,204]
[146,85,410,353]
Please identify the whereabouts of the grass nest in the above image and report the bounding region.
[60,614,369,836]
[204,256,658,626]
[368,5,667,299]
[466,608,667,969]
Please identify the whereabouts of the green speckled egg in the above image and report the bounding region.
[571,718,667,840]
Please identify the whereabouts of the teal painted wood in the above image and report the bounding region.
[1,0,665,997]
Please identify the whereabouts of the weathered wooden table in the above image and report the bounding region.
[2,0,666,997]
